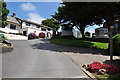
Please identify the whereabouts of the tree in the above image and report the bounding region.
[41,18,60,31]
[0,0,9,28]
[52,2,120,39]
[92,2,120,31]
[52,3,102,39]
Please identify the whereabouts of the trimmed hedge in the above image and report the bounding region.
[113,34,120,56]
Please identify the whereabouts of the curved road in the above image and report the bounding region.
[2,39,87,78]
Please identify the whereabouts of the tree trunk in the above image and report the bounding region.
[80,28,85,39]
[53,30,56,37]
[75,24,86,39]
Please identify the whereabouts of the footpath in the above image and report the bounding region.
[59,46,119,80]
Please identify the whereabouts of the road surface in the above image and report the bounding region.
[2,39,87,78]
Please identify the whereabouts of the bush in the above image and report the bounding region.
[28,33,37,39]
[0,34,8,42]
[87,61,119,74]
[113,34,120,56]
[39,32,45,38]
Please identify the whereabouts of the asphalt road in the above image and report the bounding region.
[2,39,87,78]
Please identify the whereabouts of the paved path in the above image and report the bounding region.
[2,39,88,78]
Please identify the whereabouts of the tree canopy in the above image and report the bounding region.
[92,2,120,29]
[0,0,9,28]
[41,18,60,31]
[52,2,120,38]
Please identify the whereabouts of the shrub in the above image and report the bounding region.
[87,61,119,74]
[39,32,45,38]
[113,34,120,56]
[0,34,8,42]
[28,33,36,39]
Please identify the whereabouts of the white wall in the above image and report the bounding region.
[6,24,20,30]
[3,33,28,40]
[22,22,32,28]
[73,30,82,38]
[3,21,53,38]
[61,30,73,36]
[19,28,28,34]
[27,28,47,36]
[0,24,20,33]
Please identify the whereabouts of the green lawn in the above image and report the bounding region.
[92,73,120,80]
[50,37,109,50]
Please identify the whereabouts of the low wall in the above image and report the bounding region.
[2,46,13,53]
[1,41,14,53]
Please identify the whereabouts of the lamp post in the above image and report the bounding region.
[110,26,114,64]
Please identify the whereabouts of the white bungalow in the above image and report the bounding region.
[0,14,53,38]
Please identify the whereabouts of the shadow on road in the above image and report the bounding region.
[31,39,109,56]
[2,47,14,53]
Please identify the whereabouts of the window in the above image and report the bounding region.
[41,28,46,31]
[36,25,40,28]
[26,22,31,26]
[10,24,16,30]
[48,28,51,31]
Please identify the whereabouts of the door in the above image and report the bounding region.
[23,31,27,36]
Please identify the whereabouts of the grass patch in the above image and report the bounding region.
[92,73,120,80]
[50,37,109,50]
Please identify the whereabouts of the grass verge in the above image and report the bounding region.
[92,73,120,80]
[50,37,109,50]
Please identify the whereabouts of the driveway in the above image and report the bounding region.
[2,39,88,78]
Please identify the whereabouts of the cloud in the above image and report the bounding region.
[20,3,36,11]
[28,12,45,24]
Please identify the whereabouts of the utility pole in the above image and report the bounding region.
[110,26,114,64]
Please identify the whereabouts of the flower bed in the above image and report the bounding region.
[39,32,45,38]
[28,33,37,39]
[82,61,120,75]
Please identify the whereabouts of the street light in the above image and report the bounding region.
[110,26,114,64]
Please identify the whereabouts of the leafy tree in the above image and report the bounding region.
[92,2,120,30]
[52,3,102,39]
[85,31,90,37]
[0,0,9,28]
[41,18,60,31]
[52,2,120,39]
